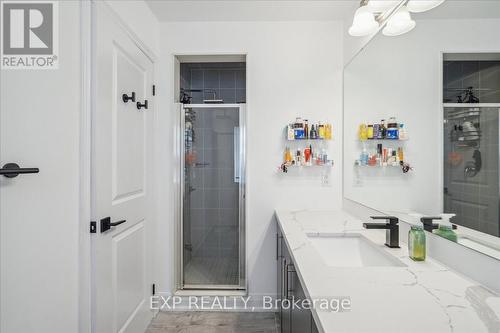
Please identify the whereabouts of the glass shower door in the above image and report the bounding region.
[181,104,245,289]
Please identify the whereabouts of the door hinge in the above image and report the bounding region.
[152,283,156,295]
[152,85,156,96]
[90,221,96,233]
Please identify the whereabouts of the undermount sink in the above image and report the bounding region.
[306,233,406,268]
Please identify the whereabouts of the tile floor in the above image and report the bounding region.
[146,311,279,333]
[184,257,239,286]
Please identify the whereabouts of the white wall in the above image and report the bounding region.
[340,0,380,66]
[343,18,500,215]
[342,22,377,66]
[0,2,81,332]
[156,21,344,300]
[104,0,160,56]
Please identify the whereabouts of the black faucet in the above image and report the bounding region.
[420,217,458,232]
[363,216,400,248]
[420,216,441,232]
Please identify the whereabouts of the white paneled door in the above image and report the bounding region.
[93,4,154,333]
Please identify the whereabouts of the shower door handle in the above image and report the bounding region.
[234,127,240,182]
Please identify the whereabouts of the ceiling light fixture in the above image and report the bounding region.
[382,6,416,36]
[348,6,380,37]
[365,0,400,13]
[407,0,445,13]
[348,0,445,37]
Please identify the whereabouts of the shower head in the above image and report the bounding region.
[203,89,224,104]
[180,88,224,104]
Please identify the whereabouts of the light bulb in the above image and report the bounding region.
[407,0,445,13]
[382,6,416,36]
[348,6,380,37]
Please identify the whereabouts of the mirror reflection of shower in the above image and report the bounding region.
[443,53,500,237]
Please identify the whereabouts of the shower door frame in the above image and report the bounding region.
[179,103,247,291]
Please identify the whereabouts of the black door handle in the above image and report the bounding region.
[0,163,39,178]
[100,217,126,233]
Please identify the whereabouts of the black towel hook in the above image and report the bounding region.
[122,92,135,103]
[137,100,148,110]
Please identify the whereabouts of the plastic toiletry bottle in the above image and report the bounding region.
[296,149,302,166]
[318,123,325,139]
[325,124,332,140]
[399,124,407,140]
[304,120,309,139]
[359,124,368,141]
[285,147,292,163]
[379,120,387,139]
[397,147,404,163]
[287,125,295,140]
[373,124,380,139]
[387,117,398,139]
[294,118,304,139]
[377,144,383,166]
[390,151,398,166]
[367,125,374,139]
[304,146,311,165]
[433,214,457,242]
[361,148,369,166]
[310,125,317,139]
[408,225,426,261]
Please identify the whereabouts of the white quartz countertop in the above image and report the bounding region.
[275,210,500,333]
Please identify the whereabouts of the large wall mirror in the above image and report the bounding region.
[343,0,500,259]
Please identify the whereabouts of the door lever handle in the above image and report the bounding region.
[0,163,39,178]
[100,217,126,233]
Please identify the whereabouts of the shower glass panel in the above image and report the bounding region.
[182,104,245,289]
[444,106,500,237]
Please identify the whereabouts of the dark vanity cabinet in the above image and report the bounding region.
[277,226,319,333]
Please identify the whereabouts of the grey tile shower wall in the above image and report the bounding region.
[444,61,500,103]
[180,62,246,104]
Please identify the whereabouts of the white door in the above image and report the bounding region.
[93,4,154,333]
[1,2,82,331]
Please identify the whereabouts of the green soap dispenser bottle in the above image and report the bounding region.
[433,213,457,242]
[408,225,426,261]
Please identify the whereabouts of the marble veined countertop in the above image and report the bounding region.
[275,210,500,333]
